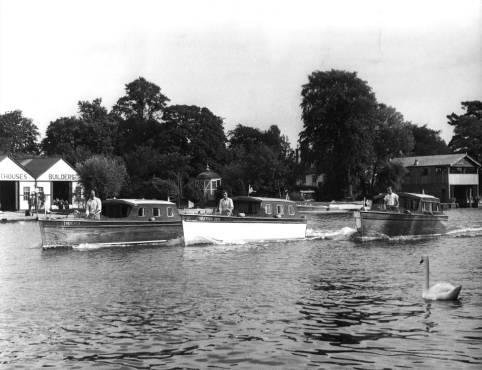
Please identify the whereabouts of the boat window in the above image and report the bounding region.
[167,207,174,217]
[102,203,131,218]
[265,204,272,214]
[138,207,145,217]
[235,202,259,216]
[153,208,160,217]
[276,204,284,215]
[422,202,431,212]
[432,203,440,212]
[288,205,295,215]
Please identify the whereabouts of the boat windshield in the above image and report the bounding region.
[102,203,132,218]
[234,202,260,216]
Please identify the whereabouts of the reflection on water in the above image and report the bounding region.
[0,210,481,368]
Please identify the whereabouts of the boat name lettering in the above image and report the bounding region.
[49,174,79,181]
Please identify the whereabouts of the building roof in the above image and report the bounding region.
[232,196,295,204]
[103,199,175,206]
[19,157,63,178]
[393,154,481,168]
[196,165,220,180]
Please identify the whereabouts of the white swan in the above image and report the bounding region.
[420,256,462,300]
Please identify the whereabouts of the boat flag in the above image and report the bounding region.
[188,200,194,208]
[248,184,254,195]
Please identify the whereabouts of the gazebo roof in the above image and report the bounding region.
[196,165,220,180]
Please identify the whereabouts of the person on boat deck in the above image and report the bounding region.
[384,186,399,211]
[219,191,234,216]
[86,190,102,220]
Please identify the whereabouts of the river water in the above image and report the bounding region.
[1,209,481,369]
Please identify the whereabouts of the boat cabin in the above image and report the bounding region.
[232,196,301,218]
[371,192,443,214]
[101,199,181,221]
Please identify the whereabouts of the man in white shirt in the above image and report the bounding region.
[218,191,234,216]
[384,186,399,211]
[86,190,102,220]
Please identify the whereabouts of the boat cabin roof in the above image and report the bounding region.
[232,196,296,204]
[373,192,440,203]
[102,199,176,207]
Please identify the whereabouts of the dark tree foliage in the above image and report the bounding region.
[224,124,295,197]
[42,99,119,164]
[448,100,482,163]
[112,77,170,121]
[162,105,228,174]
[76,155,128,199]
[410,123,450,156]
[0,110,39,154]
[299,70,378,199]
[373,161,408,194]
[366,104,415,195]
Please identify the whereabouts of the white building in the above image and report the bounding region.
[0,155,81,211]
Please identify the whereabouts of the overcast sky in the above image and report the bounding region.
[1,0,480,146]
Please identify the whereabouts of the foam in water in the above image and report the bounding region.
[306,226,357,240]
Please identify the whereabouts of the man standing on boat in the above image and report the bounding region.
[86,190,102,220]
[219,191,234,216]
[384,186,399,211]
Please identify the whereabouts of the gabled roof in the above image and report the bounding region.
[20,157,62,178]
[393,154,481,168]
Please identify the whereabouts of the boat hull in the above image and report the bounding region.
[354,211,448,238]
[39,219,183,248]
[182,215,307,245]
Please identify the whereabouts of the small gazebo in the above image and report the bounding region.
[195,164,221,201]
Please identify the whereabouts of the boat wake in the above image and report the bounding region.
[446,226,482,238]
[306,226,357,240]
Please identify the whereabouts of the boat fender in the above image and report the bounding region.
[274,214,282,218]
[404,210,411,214]
[149,217,156,221]
[238,213,245,217]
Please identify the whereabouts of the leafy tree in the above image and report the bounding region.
[224,124,295,197]
[373,161,407,194]
[410,123,450,156]
[42,99,119,164]
[365,104,414,194]
[113,77,170,121]
[0,110,39,154]
[299,69,378,199]
[447,100,482,163]
[162,105,228,173]
[76,155,128,199]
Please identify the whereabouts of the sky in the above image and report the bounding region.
[0,0,481,146]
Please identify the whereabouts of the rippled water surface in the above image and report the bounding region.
[1,209,481,369]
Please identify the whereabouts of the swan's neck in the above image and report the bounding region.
[424,259,430,291]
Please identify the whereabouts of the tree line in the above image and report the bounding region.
[1,72,480,203]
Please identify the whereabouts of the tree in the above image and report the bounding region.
[447,100,482,163]
[42,99,119,164]
[113,77,170,121]
[410,124,450,156]
[0,110,39,154]
[224,124,295,197]
[299,70,378,199]
[76,155,128,199]
[162,105,228,173]
[365,104,414,194]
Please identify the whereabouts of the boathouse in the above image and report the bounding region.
[0,155,82,211]
[393,154,480,207]
[0,155,35,211]
[195,165,221,201]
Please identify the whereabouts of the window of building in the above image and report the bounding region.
[435,167,443,174]
[276,204,284,215]
[422,168,429,176]
[23,187,30,201]
[167,207,174,217]
[311,175,317,185]
[138,207,145,217]
[288,205,295,215]
[265,204,272,214]
[153,208,160,217]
